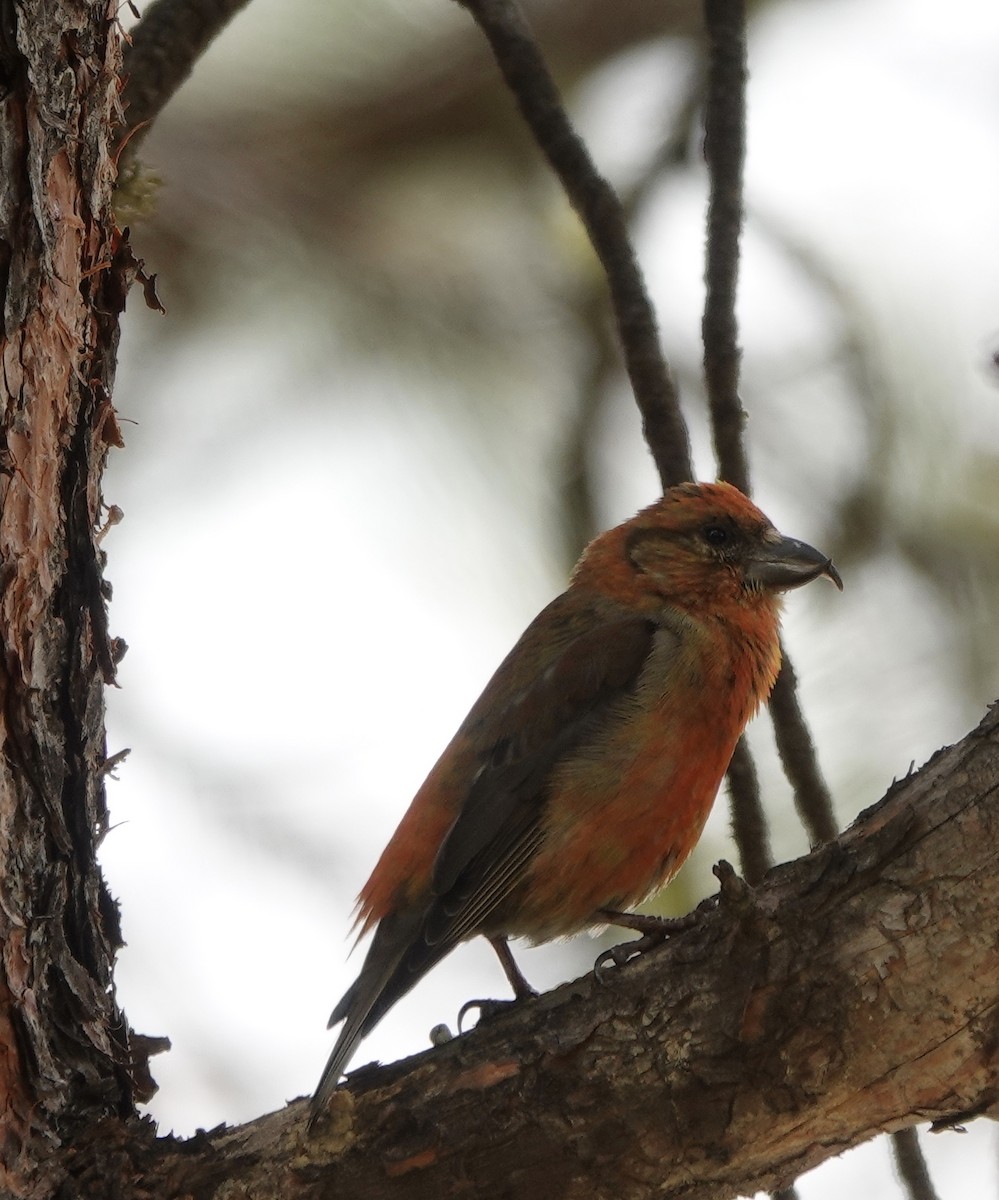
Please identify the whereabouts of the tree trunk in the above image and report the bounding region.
[0,4,140,1195]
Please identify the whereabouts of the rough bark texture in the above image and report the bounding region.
[83,702,999,1199]
[0,3,138,1196]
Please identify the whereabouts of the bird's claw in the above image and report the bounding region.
[593,931,668,983]
[457,997,519,1033]
[593,905,708,983]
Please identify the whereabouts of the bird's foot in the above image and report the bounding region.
[598,908,703,937]
[458,935,539,1031]
[594,932,664,982]
[593,908,702,983]
[457,996,522,1033]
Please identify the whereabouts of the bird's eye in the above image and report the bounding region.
[703,524,729,546]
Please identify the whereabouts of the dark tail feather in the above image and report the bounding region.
[309,1005,377,1128]
[308,911,455,1131]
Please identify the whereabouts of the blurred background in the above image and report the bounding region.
[102,0,999,1195]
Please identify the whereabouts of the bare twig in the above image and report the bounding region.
[455,0,693,489]
[558,52,707,565]
[699,0,778,883]
[699,2,839,887]
[719,212,850,847]
[769,649,838,845]
[725,737,771,886]
[701,0,749,495]
[891,1128,942,1200]
[119,0,253,154]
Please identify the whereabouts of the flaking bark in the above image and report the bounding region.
[0,4,141,1195]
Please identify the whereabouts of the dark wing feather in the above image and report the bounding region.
[427,615,659,942]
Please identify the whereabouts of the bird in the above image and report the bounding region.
[309,481,842,1127]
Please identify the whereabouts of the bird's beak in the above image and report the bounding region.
[745,534,844,593]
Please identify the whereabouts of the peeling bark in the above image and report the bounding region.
[0,3,137,1195]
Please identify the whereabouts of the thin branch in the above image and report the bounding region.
[118,0,252,154]
[705,207,848,847]
[699,0,779,889]
[699,4,839,901]
[725,736,771,885]
[769,649,839,846]
[701,0,750,495]
[558,51,707,567]
[455,0,693,489]
[891,1128,942,1200]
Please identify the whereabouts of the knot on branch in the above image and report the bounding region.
[713,858,751,912]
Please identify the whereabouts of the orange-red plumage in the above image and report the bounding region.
[310,482,841,1126]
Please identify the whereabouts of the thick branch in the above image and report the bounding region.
[123,703,999,1199]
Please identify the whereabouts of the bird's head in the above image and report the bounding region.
[574,481,843,610]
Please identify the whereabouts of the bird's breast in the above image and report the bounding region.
[494,611,779,942]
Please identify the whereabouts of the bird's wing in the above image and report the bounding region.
[426,614,661,945]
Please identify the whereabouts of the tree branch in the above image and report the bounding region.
[890,1126,942,1200]
[769,648,840,846]
[455,0,693,489]
[724,735,772,885]
[118,0,252,154]
[116,703,999,1199]
[701,0,749,496]
[699,0,840,875]
[699,0,789,900]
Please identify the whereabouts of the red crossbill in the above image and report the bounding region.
[309,481,841,1126]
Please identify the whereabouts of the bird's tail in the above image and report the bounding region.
[308,992,376,1128]
[308,909,451,1130]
